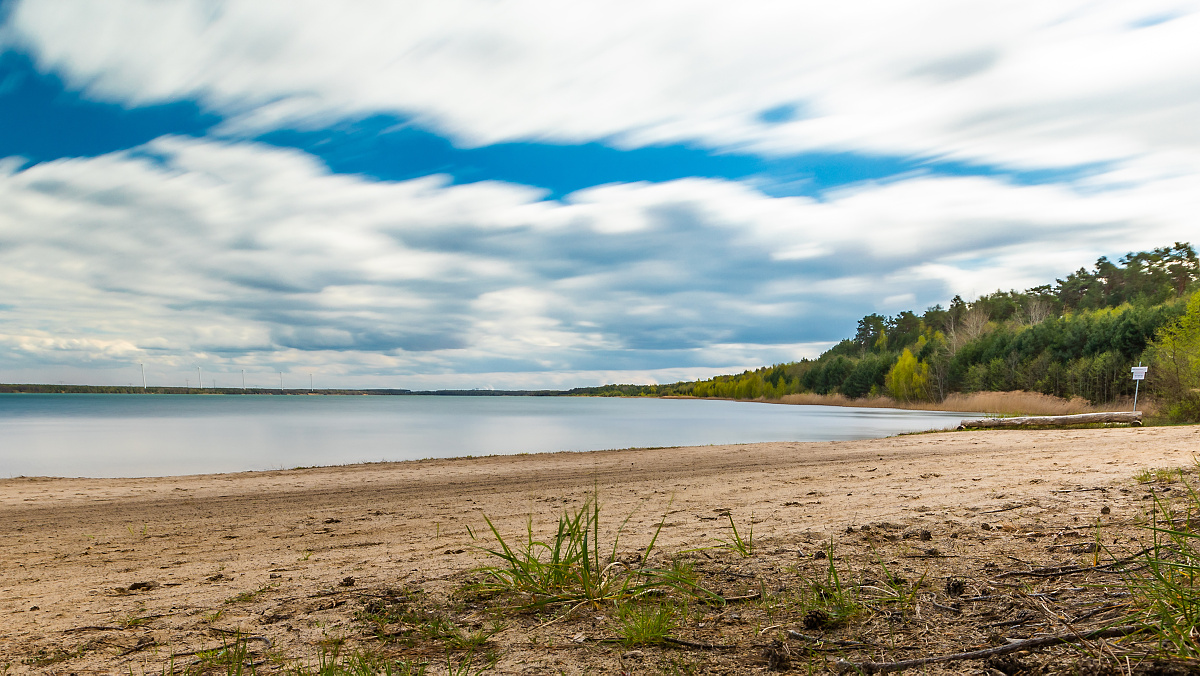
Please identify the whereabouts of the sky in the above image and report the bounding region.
[1,1,1199,390]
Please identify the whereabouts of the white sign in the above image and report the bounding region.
[1131,366,1149,380]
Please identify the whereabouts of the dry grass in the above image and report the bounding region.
[775,390,1155,416]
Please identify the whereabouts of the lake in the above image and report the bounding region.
[0,394,970,478]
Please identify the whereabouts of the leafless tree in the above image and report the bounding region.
[960,306,991,344]
[1023,299,1052,326]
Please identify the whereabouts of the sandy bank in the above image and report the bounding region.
[2,426,1197,672]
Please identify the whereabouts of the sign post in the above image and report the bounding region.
[1131,363,1148,413]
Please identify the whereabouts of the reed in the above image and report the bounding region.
[1123,467,1200,659]
[775,390,1155,416]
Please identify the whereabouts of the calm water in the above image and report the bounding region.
[0,394,969,478]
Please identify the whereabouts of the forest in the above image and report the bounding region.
[572,243,1200,421]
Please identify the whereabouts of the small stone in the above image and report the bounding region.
[29,606,39,611]
[621,650,644,660]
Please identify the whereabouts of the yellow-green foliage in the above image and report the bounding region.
[1150,290,1200,421]
[885,347,930,402]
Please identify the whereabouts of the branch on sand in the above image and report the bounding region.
[834,624,1142,674]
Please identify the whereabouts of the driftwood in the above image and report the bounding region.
[958,411,1141,429]
[834,625,1143,674]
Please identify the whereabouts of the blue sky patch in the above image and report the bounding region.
[1128,11,1182,29]
[0,51,218,163]
[757,102,805,124]
[258,115,1102,200]
[1,47,1100,202]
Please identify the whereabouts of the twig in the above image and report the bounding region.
[118,637,157,656]
[980,615,1035,629]
[1070,604,1129,623]
[307,588,352,598]
[1030,587,1085,597]
[199,629,274,652]
[923,597,963,614]
[721,591,762,603]
[980,504,1031,514]
[960,594,1004,602]
[833,625,1143,674]
[787,630,875,647]
[1045,542,1102,550]
[663,636,736,650]
[996,547,1154,578]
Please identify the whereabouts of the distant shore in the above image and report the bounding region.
[0,383,559,396]
[1,382,1152,418]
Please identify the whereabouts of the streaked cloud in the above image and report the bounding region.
[1,1,1199,387]
[7,0,1200,170]
[1,135,1194,386]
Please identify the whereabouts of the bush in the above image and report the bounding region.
[1168,391,1200,423]
[1149,291,1200,421]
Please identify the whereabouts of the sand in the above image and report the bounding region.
[2,425,1198,673]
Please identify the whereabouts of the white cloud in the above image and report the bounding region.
[0,137,1196,386]
[7,0,1200,174]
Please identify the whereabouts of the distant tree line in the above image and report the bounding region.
[0,385,568,396]
[574,243,1200,421]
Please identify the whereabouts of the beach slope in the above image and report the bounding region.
[2,426,1196,672]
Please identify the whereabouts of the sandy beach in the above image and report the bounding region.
[3,425,1198,674]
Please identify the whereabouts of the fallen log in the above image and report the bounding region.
[958,411,1141,430]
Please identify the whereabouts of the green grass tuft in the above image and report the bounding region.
[616,602,678,646]
[473,493,719,609]
[1123,470,1200,658]
[715,512,754,557]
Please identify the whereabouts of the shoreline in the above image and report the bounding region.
[2,426,1198,672]
[1,386,1152,417]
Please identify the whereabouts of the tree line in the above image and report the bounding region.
[572,243,1200,421]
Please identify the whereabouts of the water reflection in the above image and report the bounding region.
[0,394,969,477]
